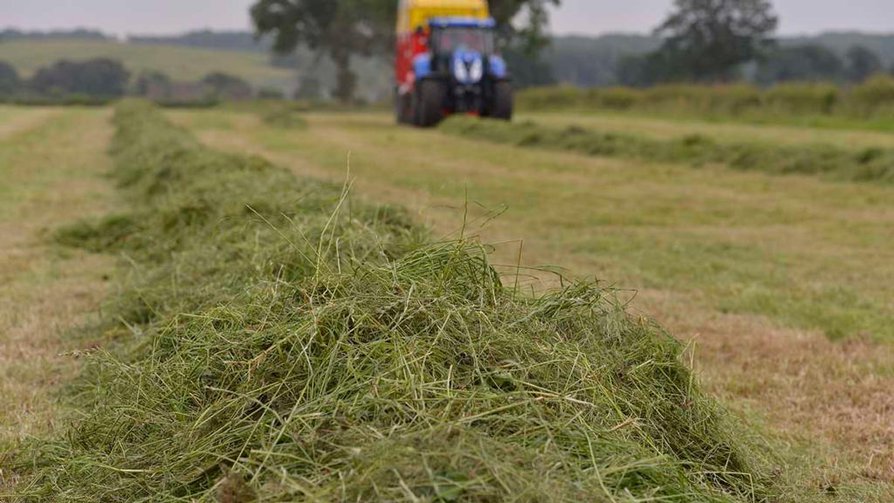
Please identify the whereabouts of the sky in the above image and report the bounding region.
[0,0,892,37]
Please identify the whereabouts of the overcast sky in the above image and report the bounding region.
[1,0,892,37]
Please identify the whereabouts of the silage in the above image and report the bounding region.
[11,102,778,502]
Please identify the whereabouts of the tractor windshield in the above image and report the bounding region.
[431,27,495,55]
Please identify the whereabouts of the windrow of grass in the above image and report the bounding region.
[441,116,894,184]
[517,78,894,120]
[9,101,789,501]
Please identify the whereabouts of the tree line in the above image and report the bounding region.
[0,58,258,104]
[247,0,894,97]
[249,0,561,102]
[612,0,893,88]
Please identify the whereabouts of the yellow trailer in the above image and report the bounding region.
[396,0,490,34]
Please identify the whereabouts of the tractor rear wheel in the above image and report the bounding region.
[490,81,513,121]
[413,80,446,128]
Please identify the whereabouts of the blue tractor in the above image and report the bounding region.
[396,17,513,127]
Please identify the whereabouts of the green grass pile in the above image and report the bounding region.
[260,107,309,129]
[10,101,783,501]
[441,117,894,184]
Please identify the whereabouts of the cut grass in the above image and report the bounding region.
[441,117,894,184]
[8,102,796,501]
[169,110,894,488]
[516,81,894,132]
[178,111,894,343]
[516,112,894,150]
[0,108,115,490]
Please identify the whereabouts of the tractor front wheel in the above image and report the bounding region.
[413,80,446,128]
[490,81,513,121]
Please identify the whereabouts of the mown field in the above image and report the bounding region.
[170,107,894,486]
[1,102,892,500]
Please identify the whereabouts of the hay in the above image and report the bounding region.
[10,101,780,501]
[440,117,894,184]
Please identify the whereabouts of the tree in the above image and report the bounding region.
[251,0,392,102]
[0,61,20,96]
[755,45,843,85]
[30,59,130,97]
[616,52,677,87]
[250,0,559,102]
[133,71,172,97]
[845,45,882,83]
[502,46,556,88]
[202,72,254,100]
[489,0,561,55]
[653,0,778,82]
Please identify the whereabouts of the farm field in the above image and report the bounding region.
[170,108,894,484]
[516,111,894,149]
[0,39,297,91]
[0,107,115,455]
[1,104,892,499]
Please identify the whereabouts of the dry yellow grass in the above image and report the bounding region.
[0,108,115,488]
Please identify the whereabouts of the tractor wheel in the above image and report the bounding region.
[413,80,446,128]
[490,81,513,121]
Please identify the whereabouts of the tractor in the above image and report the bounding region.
[395,0,513,127]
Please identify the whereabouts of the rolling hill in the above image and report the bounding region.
[0,39,298,94]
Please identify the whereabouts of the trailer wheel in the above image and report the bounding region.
[413,80,446,128]
[395,90,413,124]
[490,81,513,121]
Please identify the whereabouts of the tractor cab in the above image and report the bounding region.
[429,18,496,56]
[428,18,498,88]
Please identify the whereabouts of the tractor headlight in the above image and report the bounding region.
[468,58,483,83]
[453,57,469,83]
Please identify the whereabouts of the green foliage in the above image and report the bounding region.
[9,102,782,501]
[489,0,561,55]
[251,0,560,101]
[202,71,253,99]
[651,0,778,82]
[29,58,130,97]
[251,0,393,102]
[518,84,764,115]
[0,61,20,95]
[132,70,172,96]
[257,87,286,100]
[845,45,884,83]
[258,102,309,128]
[756,45,845,85]
[440,116,894,184]
[501,46,556,88]
[847,75,894,115]
[762,83,839,114]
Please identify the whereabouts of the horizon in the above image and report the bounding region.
[1,0,892,39]
[3,25,893,42]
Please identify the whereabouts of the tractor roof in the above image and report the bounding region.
[397,0,490,33]
[429,17,497,29]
